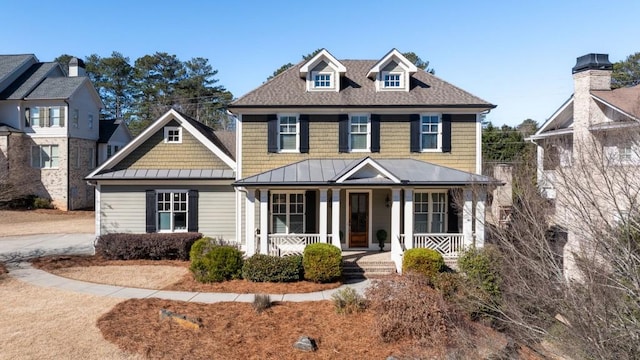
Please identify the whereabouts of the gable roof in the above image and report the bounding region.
[591,85,640,121]
[299,49,346,77]
[87,109,236,181]
[230,58,495,109]
[366,48,417,79]
[24,76,88,100]
[0,55,35,92]
[0,62,61,100]
[234,157,494,187]
[98,119,132,143]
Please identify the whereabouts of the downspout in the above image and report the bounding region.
[65,100,71,211]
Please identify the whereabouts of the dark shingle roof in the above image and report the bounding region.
[591,85,640,119]
[0,55,34,90]
[0,123,23,133]
[235,158,494,186]
[230,60,495,109]
[25,76,86,100]
[98,119,119,143]
[0,62,59,100]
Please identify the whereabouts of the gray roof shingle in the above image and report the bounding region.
[0,55,34,91]
[0,62,60,100]
[234,158,494,186]
[25,76,87,100]
[230,60,495,109]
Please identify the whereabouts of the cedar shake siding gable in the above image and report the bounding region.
[230,60,495,109]
[113,120,232,171]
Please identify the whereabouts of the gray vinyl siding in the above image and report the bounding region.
[198,188,236,242]
[100,187,146,234]
[99,184,236,239]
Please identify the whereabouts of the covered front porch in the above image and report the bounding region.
[235,157,494,272]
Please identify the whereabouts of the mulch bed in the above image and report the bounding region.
[32,255,341,294]
[0,262,7,276]
[98,298,418,359]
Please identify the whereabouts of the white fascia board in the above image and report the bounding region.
[336,157,401,184]
[366,48,418,78]
[591,95,640,122]
[299,49,346,76]
[535,95,574,135]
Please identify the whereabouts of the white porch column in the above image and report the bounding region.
[403,188,413,250]
[331,189,341,249]
[245,189,256,256]
[391,188,401,253]
[94,184,101,239]
[462,188,474,248]
[319,188,328,243]
[259,189,269,254]
[475,190,486,248]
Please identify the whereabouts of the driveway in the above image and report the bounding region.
[0,233,95,262]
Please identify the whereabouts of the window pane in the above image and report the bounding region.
[31,146,41,168]
[414,214,428,233]
[351,134,367,149]
[174,212,187,230]
[431,214,445,233]
[273,214,287,233]
[280,134,296,150]
[289,215,304,233]
[422,134,437,149]
[158,212,171,230]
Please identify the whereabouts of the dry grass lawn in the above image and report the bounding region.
[0,276,139,360]
[0,209,94,236]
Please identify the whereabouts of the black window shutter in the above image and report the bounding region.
[447,190,459,233]
[267,114,278,153]
[25,108,30,127]
[299,114,309,153]
[442,114,452,153]
[188,190,199,232]
[371,114,380,152]
[338,114,349,153]
[409,114,421,152]
[305,190,317,233]
[145,190,156,233]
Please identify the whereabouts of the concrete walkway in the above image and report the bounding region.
[0,233,372,303]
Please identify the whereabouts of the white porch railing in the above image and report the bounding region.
[268,234,325,256]
[413,233,465,257]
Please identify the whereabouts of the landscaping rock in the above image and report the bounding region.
[159,308,202,330]
[293,336,317,352]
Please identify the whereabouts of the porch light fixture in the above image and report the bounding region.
[385,194,391,208]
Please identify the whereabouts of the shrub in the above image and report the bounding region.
[457,246,502,321]
[95,232,201,260]
[433,272,463,299]
[242,254,303,282]
[189,238,243,283]
[33,197,53,209]
[302,243,342,283]
[402,248,444,279]
[331,287,367,314]
[252,294,272,313]
[365,274,463,346]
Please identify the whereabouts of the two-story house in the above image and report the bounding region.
[0,55,110,210]
[229,49,496,270]
[528,53,640,275]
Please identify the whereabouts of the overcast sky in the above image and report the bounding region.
[3,0,639,127]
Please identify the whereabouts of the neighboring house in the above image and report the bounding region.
[0,55,103,210]
[528,53,640,275]
[98,118,133,164]
[86,109,237,240]
[229,49,497,270]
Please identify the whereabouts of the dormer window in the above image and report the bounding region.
[164,126,182,143]
[383,72,402,88]
[313,72,332,88]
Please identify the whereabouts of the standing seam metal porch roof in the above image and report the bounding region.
[234,158,495,187]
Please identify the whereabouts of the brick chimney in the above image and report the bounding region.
[68,57,86,77]
[572,53,612,133]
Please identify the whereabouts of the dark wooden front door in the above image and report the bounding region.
[349,192,369,247]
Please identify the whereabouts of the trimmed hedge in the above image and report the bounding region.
[402,248,444,279]
[189,238,243,283]
[303,243,342,283]
[242,254,303,282]
[95,232,202,260]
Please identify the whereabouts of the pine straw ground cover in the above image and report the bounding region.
[32,255,341,293]
[0,262,7,276]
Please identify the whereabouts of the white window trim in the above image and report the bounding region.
[88,114,94,130]
[164,126,182,143]
[420,113,443,152]
[270,191,306,234]
[349,114,371,152]
[413,190,448,233]
[31,144,59,169]
[310,71,334,91]
[156,190,189,233]
[277,114,300,153]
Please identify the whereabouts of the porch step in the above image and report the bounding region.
[342,260,396,279]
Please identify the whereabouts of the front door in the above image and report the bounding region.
[349,192,369,247]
